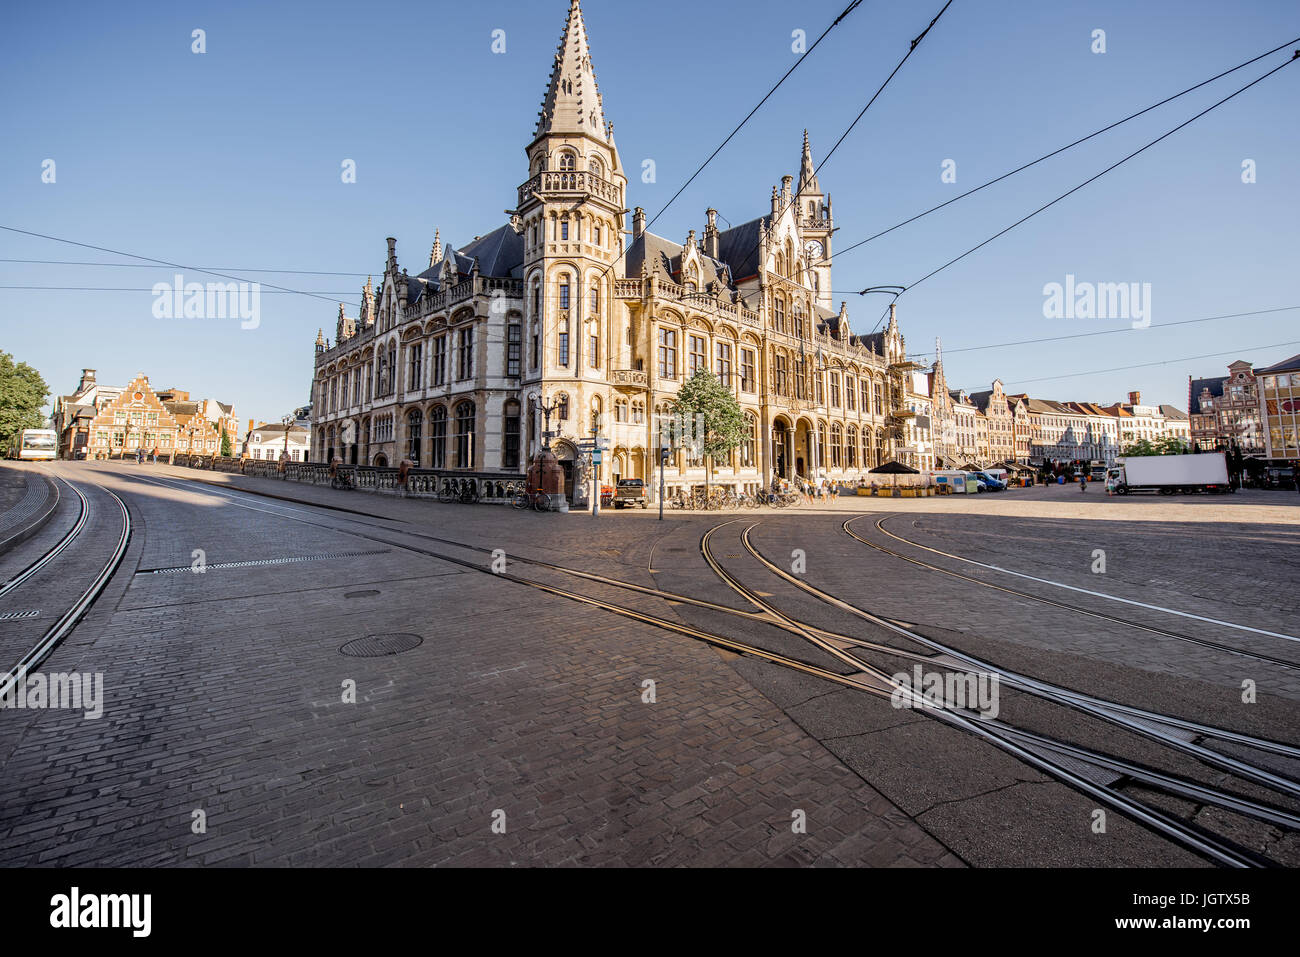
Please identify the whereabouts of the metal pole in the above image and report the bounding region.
[658,422,665,521]
[591,425,599,518]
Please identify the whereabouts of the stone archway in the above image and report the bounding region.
[793,417,815,481]
[553,439,579,503]
[771,416,793,482]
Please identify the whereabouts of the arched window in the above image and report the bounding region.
[588,156,604,178]
[454,402,475,469]
[863,428,874,469]
[615,398,629,423]
[407,409,423,464]
[430,406,447,469]
[830,423,843,468]
[558,152,576,172]
[846,425,857,469]
[557,393,570,421]
[742,414,757,468]
[818,423,827,468]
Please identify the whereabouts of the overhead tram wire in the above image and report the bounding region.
[818,36,1300,269]
[732,0,956,310]
[642,0,866,236]
[0,285,361,294]
[0,258,371,277]
[903,304,1300,358]
[961,340,1300,392]
[865,50,1300,335]
[0,223,362,309]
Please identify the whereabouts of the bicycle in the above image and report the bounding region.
[512,486,549,511]
[331,471,355,491]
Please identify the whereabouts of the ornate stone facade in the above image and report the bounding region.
[310,0,912,501]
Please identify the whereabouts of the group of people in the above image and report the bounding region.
[772,475,842,505]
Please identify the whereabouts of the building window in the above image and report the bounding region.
[456,327,474,380]
[873,382,883,414]
[589,325,600,369]
[830,373,841,408]
[507,323,522,377]
[558,321,570,367]
[846,426,857,468]
[688,335,707,377]
[431,336,446,387]
[831,424,842,468]
[774,298,785,334]
[716,342,733,387]
[740,349,756,392]
[589,283,600,315]
[817,424,827,468]
[559,276,570,310]
[408,343,423,392]
[742,414,756,468]
[503,403,521,470]
[774,354,788,395]
[815,372,824,406]
[454,402,474,469]
[845,376,856,411]
[407,409,423,463]
[430,406,447,469]
[658,328,677,380]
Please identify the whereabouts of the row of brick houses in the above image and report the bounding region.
[51,369,239,460]
[1189,353,1300,463]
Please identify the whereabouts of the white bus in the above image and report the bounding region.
[7,429,57,461]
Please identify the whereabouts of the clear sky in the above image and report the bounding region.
[2,0,1297,425]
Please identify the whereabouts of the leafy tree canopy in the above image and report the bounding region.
[669,370,746,461]
[0,352,50,447]
[1121,435,1188,457]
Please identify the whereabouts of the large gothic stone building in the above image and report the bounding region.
[311,0,912,503]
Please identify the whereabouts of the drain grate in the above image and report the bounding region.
[143,549,389,574]
[340,633,423,657]
[0,610,40,622]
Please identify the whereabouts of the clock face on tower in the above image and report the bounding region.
[804,240,824,260]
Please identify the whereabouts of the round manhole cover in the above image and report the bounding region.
[340,633,423,657]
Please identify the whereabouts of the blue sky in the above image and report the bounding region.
[2,0,1297,425]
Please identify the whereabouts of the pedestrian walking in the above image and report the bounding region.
[135,447,143,465]
[828,480,839,506]
[1080,474,1088,493]
[150,447,158,464]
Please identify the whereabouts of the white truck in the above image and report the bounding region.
[1106,452,1232,495]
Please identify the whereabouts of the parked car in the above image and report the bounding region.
[613,478,648,509]
[974,470,1007,491]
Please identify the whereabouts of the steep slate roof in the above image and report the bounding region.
[713,217,764,281]
[1187,377,1224,415]
[1159,404,1188,420]
[459,225,524,278]
[624,231,734,295]
[1255,352,1300,374]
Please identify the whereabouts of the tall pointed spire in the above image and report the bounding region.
[798,129,820,196]
[430,229,442,268]
[534,0,607,141]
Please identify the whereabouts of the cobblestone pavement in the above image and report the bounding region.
[0,463,960,867]
[1,462,1295,867]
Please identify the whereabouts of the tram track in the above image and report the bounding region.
[838,515,1300,671]
[110,469,1300,865]
[0,474,132,701]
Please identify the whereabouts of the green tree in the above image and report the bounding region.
[670,370,746,501]
[0,352,50,449]
[1121,435,1188,457]
[219,424,232,458]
